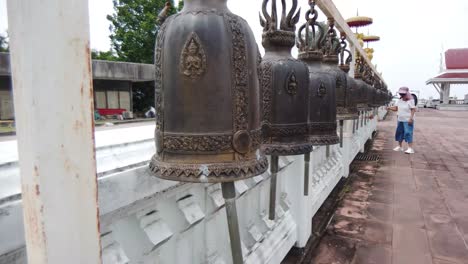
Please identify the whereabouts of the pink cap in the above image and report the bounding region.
[398,87,409,94]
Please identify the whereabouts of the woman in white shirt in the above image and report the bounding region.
[387,87,416,154]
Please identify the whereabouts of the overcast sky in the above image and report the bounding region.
[1,0,468,99]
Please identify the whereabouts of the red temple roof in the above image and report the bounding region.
[445,49,468,70]
[426,48,468,84]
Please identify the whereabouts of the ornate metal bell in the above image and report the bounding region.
[150,2,267,263]
[337,33,359,120]
[362,65,375,109]
[321,18,352,122]
[297,2,339,146]
[259,0,312,156]
[258,0,312,220]
[354,54,370,112]
[150,0,268,183]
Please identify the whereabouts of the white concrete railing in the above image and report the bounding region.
[0,107,385,263]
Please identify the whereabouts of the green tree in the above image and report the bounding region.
[0,32,9,52]
[91,49,119,61]
[107,0,177,64]
[106,0,179,113]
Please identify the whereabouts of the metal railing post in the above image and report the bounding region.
[7,0,102,263]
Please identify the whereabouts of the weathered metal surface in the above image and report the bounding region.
[6,0,102,263]
[258,0,312,156]
[297,1,339,146]
[149,0,267,183]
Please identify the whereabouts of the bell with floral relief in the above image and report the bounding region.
[258,0,311,219]
[149,1,267,263]
[297,1,339,146]
[297,0,339,195]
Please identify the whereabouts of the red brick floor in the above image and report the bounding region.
[308,109,468,264]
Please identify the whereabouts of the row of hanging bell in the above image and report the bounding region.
[149,0,381,263]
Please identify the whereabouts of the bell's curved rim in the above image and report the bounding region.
[308,134,340,146]
[149,154,268,183]
[298,51,323,61]
[337,113,360,120]
[323,54,339,63]
[262,142,313,156]
[337,107,360,120]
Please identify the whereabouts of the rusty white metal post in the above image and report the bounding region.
[7,0,102,263]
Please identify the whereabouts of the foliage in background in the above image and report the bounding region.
[104,0,179,113]
[106,0,177,64]
[0,32,9,52]
[91,49,119,61]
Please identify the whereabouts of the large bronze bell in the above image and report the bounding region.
[335,31,359,144]
[321,18,347,148]
[337,33,359,121]
[321,20,352,123]
[259,0,311,156]
[150,0,267,183]
[258,0,311,219]
[354,55,370,127]
[297,1,339,146]
[149,1,267,263]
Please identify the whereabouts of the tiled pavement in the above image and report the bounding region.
[307,109,468,264]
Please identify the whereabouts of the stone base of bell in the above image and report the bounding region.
[149,154,268,183]
[262,142,313,156]
[308,134,340,146]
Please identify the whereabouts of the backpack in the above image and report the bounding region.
[411,93,418,106]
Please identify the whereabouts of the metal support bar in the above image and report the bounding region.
[352,119,356,134]
[339,120,344,148]
[326,145,330,158]
[7,0,102,263]
[304,152,310,196]
[268,155,279,220]
[221,182,243,264]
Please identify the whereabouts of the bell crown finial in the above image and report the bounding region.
[297,0,327,60]
[322,17,341,62]
[259,0,301,32]
[260,0,301,48]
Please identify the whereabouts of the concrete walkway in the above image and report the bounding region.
[307,109,468,264]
